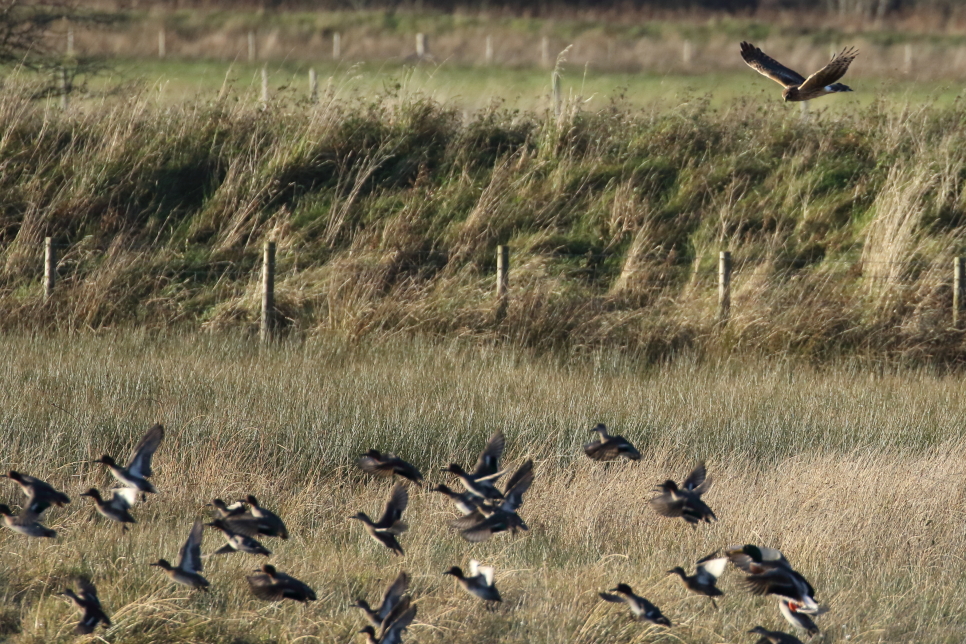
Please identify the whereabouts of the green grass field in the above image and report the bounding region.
[0,333,963,643]
[83,57,966,111]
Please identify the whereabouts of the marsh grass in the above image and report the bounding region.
[3,80,966,363]
[0,332,964,642]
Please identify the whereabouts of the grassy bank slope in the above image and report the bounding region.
[0,333,964,643]
[3,87,966,362]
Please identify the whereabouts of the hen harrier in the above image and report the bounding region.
[740,42,858,102]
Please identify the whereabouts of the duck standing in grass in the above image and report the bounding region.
[247,564,317,602]
[358,450,424,486]
[80,487,137,530]
[667,552,728,609]
[449,458,533,542]
[60,576,111,635]
[0,504,56,538]
[441,431,506,500]
[2,471,70,514]
[598,583,671,626]
[748,625,805,644]
[96,423,164,495]
[206,518,272,556]
[649,461,717,525]
[349,484,409,556]
[353,571,411,629]
[150,519,209,591]
[582,424,641,461]
[358,600,417,644]
[444,559,502,604]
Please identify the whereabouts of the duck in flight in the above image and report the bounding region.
[740,41,858,102]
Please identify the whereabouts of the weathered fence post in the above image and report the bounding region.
[682,40,693,65]
[44,237,56,300]
[59,68,69,110]
[67,27,74,57]
[496,245,509,321]
[333,32,341,59]
[308,68,318,103]
[718,251,731,322]
[248,31,256,62]
[158,29,166,58]
[261,241,276,342]
[416,33,428,58]
[541,36,550,68]
[260,66,269,104]
[955,257,965,329]
[903,43,912,74]
[485,35,493,64]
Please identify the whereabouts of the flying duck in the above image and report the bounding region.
[96,423,164,494]
[349,484,409,556]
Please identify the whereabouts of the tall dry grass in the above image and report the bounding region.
[2,82,966,362]
[0,333,964,642]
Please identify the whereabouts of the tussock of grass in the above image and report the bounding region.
[0,333,965,642]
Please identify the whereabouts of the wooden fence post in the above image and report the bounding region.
[67,27,74,57]
[333,32,341,59]
[158,29,166,58]
[903,43,912,74]
[682,40,693,65]
[44,237,55,300]
[496,245,509,321]
[416,33,428,58]
[261,241,276,342]
[59,68,69,110]
[308,68,318,103]
[248,31,256,62]
[260,66,269,104]
[718,250,731,322]
[485,35,493,64]
[955,257,964,329]
[541,36,550,68]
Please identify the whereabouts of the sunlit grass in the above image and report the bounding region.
[0,333,963,642]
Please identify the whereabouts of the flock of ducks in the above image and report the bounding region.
[0,421,824,643]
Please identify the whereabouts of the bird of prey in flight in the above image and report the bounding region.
[740,42,858,102]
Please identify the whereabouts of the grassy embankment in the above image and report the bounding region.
[0,333,963,643]
[3,80,966,363]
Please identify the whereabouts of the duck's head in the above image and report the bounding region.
[443,566,464,579]
[666,567,686,578]
[358,626,377,639]
[261,564,277,576]
[95,455,117,467]
[431,484,454,494]
[441,463,466,476]
[590,423,607,433]
[609,583,633,595]
[79,488,102,501]
[347,512,369,523]
[659,480,679,492]
[150,559,173,570]
[4,471,23,482]
[244,495,259,506]
[351,598,372,610]
[748,627,769,636]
